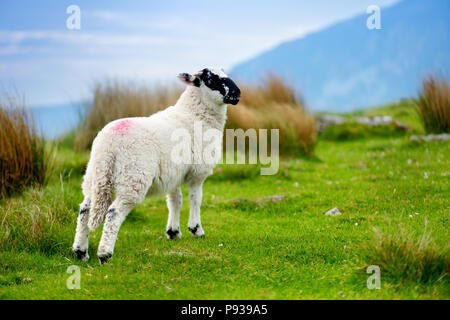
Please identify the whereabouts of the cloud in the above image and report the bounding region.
[89,10,121,22]
[0,30,183,48]
[87,10,186,31]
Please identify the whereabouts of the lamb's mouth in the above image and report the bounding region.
[224,96,241,105]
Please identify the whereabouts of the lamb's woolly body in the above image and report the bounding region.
[72,68,240,263]
[85,86,227,231]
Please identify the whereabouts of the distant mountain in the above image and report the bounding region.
[230,0,450,112]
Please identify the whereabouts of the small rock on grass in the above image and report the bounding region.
[263,195,285,202]
[324,207,342,216]
[231,195,285,203]
[169,251,184,256]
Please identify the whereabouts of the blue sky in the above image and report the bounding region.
[0,0,400,107]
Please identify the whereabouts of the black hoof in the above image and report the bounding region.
[98,253,112,264]
[74,249,87,260]
[188,224,200,235]
[165,228,180,240]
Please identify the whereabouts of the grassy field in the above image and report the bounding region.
[0,123,448,298]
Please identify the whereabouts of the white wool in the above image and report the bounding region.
[72,79,229,262]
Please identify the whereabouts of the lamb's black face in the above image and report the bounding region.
[198,68,241,105]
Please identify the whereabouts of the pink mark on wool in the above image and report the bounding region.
[111,119,133,135]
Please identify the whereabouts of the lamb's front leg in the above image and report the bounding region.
[188,183,205,238]
[72,198,90,261]
[165,187,182,240]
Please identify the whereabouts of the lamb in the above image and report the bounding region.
[72,68,241,264]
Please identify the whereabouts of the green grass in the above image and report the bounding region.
[318,100,424,142]
[0,132,448,299]
[350,99,424,133]
[319,121,409,141]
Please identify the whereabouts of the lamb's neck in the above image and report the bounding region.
[175,86,227,130]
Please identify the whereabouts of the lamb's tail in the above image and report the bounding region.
[87,147,116,231]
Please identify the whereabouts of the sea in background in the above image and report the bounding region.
[30,103,87,139]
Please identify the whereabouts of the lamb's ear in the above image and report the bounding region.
[177,73,200,87]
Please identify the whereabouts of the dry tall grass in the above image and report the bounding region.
[74,80,182,150]
[227,76,317,156]
[0,96,51,199]
[416,75,450,133]
[75,76,317,156]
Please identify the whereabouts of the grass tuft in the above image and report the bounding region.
[0,95,52,199]
[0,170,80,253]
[416,75,450,134]
[365,220,449,284]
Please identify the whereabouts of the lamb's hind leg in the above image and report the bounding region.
[165,187,183,240]
[72,198,91,261]
[97,199,135,264]
[97,168,152,264]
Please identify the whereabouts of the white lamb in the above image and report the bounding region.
[72,68,241,264]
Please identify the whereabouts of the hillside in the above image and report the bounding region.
[231,0,450,112]
[2,126,448,299]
